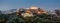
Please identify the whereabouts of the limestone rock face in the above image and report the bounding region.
[21,13,33,17]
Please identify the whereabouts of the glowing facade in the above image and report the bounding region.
[16,6,47,17]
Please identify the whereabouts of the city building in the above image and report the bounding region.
[55,9,60,15]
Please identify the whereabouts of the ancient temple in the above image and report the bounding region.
[25,6,47,15]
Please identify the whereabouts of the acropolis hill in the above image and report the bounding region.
[16,6,47,17]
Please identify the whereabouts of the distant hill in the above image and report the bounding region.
[0,10,2,14]
[10,9,17,12]
[2,9,17,14]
